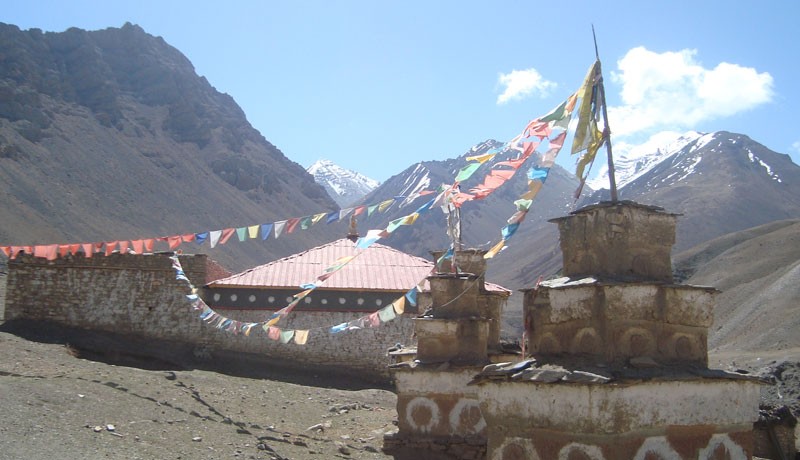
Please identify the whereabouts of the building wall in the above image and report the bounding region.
[477,379,762,460]
[3,253,419,380]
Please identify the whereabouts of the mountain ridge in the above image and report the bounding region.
[0,22,341,272]
[307,159,379,207]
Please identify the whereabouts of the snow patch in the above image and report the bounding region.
[747,149,782,183]
[588,131,703,190]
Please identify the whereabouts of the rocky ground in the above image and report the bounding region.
[0,327,398,460]
[0,269,797,459]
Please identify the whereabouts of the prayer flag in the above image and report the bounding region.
[326,212,339,224]
[367,312,381,327]
[273,221,287,238]
[209,230,222,248]
[194,233,208,245]
[261,223,273,240]
[405,288,418,307]
[234,227,245,242]
[339,208,354,221]
[166,236,181,250]
[465,152,496,164]
[484,240,505,259]
[392,297,406,314]
[455,162,482,182]
[294,330,309,345]
[356,229,383,249]
[572,60,602,155]
[279,330,295,344]
[285,217,301,234]
[131,240,144,254]
[378,199,394,212]
[528,166,550,182]
[181,234,196,243]
[219,228,236,245]
[247,225,259,239]
[378,305,397,322]
[312,213,327,225]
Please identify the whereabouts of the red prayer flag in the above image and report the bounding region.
[181,234,195,243]
[368,312,381,327]
[33,245,47,258]
[167,236,182,250]
[58,245,71,257]
[118,241,130,254]
[143,239,155,252]
[218,228,236,245]
[0,246,9,258]
[285,218,301,234]
[131,240,144,254]
[105,241,118,256]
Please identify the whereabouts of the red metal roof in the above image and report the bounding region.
[208,238,509,294]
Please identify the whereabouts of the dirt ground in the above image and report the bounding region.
[0,329,398,460]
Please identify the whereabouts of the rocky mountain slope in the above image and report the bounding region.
[0,22,341,272]
[674,219,800,355]
[307,159,379,207]
[585,131,800,252]
[357,139,582,293]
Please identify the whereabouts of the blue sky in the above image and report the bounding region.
[5,1,799,183]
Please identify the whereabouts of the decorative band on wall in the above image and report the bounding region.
[490,433,748,460]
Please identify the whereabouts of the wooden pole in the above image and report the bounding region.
[592,26,619,202]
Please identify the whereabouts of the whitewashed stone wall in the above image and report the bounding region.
[4,253,420,381]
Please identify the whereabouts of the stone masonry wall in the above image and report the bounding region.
[4,253,419,380]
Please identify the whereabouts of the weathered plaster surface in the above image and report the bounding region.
[478,379,761,433]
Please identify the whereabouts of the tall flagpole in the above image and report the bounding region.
[592,25,619,203]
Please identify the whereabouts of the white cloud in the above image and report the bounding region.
[608,47,774,138]
[792,141,800,153]
[496,68,556,104]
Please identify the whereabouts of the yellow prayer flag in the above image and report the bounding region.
[312,213,327,224]
[465,152,496,164]
[520,181,544,200]
[393,297,406,314]
[265,316,280,328]
[572,60,602,155]
[484,240,506,259]
[378,199,394,212]
[294,330,309,345]
[247,225,260,239]
[402,212,420,225]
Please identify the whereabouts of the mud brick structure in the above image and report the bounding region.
[386,201,765,460]
[383,249,512,460]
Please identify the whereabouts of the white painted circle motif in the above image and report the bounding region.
[558,442,605,460]
[404,397,440,434]
[633,436,681,460]
[448,398,486,435]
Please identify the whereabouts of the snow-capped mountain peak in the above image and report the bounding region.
[587,131,704,190]
[307,159,380,207]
